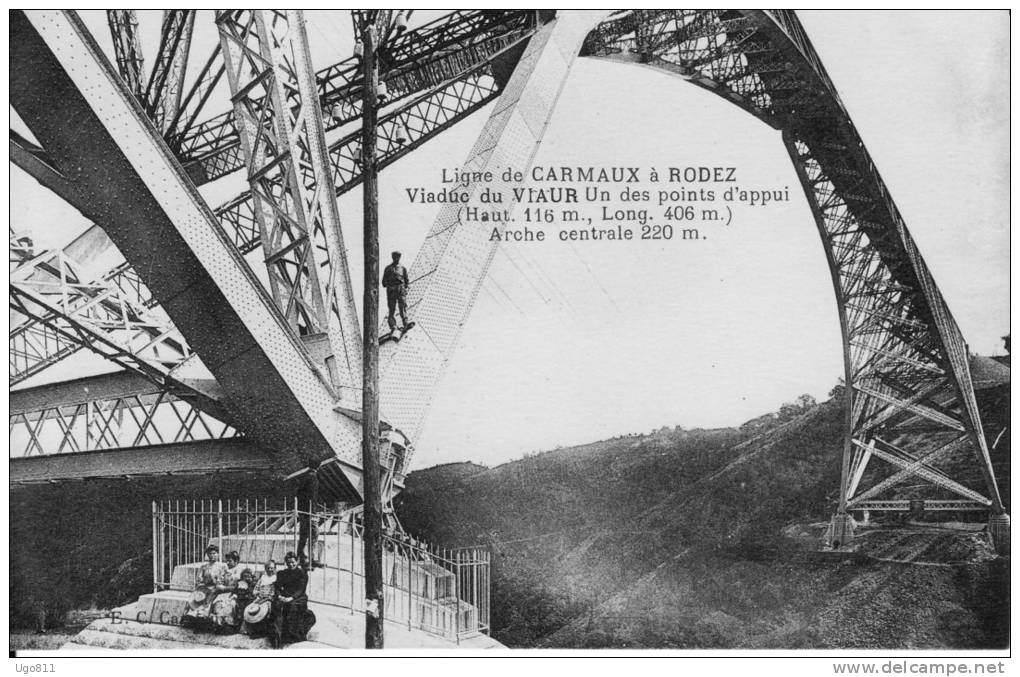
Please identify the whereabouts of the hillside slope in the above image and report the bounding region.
[395,392,1010,649]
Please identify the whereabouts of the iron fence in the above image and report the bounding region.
[152,498,489,642]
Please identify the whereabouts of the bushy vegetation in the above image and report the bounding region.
[9,475,287,630]
[396,387,1009,649]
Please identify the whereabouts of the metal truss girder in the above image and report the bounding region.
[377,11,606,456]
[10,262,187,374]
[12,370,161,415]
[177,10,535,184]
[213,43,513,255]
[848,340,946,377]
[788,129,1003,511]
[15,25,529,380]
[9,132,187,386]
[580,9,1004,516]
[9,438,272,485]
[10,230,190,387]
[11,10,364,496]
[14,59,509,388]
[10,371,238,457]
[854,500,987,513]
[217,10,361,402]
[9,319,80,384]
[8,283,229,425]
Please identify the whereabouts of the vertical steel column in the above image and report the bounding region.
[287,10,363,404]
[783,131,856,547]
[378,11,606,450]
[350,513,356,614]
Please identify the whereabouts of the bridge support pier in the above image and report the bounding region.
[824,512,855,550]
[988,513,1010,555]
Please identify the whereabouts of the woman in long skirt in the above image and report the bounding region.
[270,552,315,647]
[210,551,244,633]
[181,545,228,632]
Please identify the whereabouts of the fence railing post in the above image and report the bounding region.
[338,505,346,603]
[217,499,223,554]
[485,548,491,634]
[455,550,461,645]
[151,500,158,592]
[350,513,355,614]
[292,496,298,556]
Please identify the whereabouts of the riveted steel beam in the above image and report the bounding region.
[377,11,606,465]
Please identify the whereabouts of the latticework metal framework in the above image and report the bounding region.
[217,9,361,401]
[10,230,191,386]
[9,10,1007,547]
[106,10,145,97]
[11,381,237,457]
[582,10,1007,542]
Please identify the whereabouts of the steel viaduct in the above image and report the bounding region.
[9,10,1008,551]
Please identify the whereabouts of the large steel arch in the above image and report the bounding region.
[580,10,1007,549]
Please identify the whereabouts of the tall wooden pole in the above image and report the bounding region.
[360,19,384,649]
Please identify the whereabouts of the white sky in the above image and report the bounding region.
[11,11,1010,469]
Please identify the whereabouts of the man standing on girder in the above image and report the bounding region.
[382,251,412,333]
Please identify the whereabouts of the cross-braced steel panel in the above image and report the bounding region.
[10,388,237,457]
[217,9,361,399]
[10,232,191,386]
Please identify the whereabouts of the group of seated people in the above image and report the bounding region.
[181,545,315,648]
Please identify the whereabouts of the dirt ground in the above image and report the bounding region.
[10,630,78,653]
